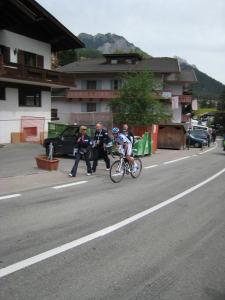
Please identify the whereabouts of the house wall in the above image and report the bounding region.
[172,104,182,123]
[0,88,51,143]
[66,77,185,124]
[52,99,81,123]
[73,79,112,90]
[52,99,111,124]
[164,83,183,96]
[0,30,51,69]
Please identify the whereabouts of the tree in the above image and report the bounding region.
[109,71,171,126]
[57,49,103,66]
[218,87,225,111]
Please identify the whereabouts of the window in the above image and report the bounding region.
[87,102,96,112]
[24,51,37,67]
[19,89,41,107]
[51,108,59,120]
[0,87,6,100]
[0,46,4,55]
[87,80,97,90]
[62,127,79,137]
[112,80,122,90]
[125,59,132,64]
[111,59,118,64]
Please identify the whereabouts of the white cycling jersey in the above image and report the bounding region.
[116,133,132,156]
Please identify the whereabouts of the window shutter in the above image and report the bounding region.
[81,80,87,90]
[97,80,102,90]
[110,80,114,90]
[18,50,24,65]
[3,46,10,63]
[96,103,101,112]
[81,103,86,112]
[37,55,44,68]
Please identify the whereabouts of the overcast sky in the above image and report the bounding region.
[37,0,225,84]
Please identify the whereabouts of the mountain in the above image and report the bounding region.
[78,33,150,57]
[176,57,224,100]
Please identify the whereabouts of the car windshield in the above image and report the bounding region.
[62,127,79,137]
[190,130,207,138]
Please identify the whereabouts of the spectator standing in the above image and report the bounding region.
[92,122,111,172]
[211,129,217,143]
[69,126,92,177]
[123,124,135,146]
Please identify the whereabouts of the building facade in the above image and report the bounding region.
[0,0,83,143]
[52,53,197,128]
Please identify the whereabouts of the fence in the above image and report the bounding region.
[70,112,113,128]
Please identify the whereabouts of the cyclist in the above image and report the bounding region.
[112,127,137,172]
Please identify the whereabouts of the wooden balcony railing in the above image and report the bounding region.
[70,112,113,126]
[67,89,118,99]
[179,95,192,103]
[181,115,191,123]
[0,55,75,87]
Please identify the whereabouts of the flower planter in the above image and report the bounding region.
[35,155,59,171]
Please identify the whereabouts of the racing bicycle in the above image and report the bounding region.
[109,154,142,183]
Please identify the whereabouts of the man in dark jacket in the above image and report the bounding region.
[123,124,135,146]
[69,126,92,177]
[92,122,111,172]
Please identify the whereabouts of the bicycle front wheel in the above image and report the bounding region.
[131,157,142,178]
[110,160,125,183]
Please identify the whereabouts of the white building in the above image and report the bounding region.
[0,0,83,143]
[52,54,197,127]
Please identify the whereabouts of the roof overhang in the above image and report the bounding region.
[0,77,73,88]
[0,0,84,51]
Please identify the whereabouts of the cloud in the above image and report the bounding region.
[37,0,225,84]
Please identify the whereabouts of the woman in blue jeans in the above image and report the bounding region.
[69,126,92,177]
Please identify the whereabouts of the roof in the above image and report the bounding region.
[0,0,84,51]
[165,69,198,83]
[103,53,143,60]
[58,57,180,74]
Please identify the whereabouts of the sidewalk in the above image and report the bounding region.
[0,143,203,195]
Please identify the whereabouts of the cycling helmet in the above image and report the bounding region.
[112,127,119,134]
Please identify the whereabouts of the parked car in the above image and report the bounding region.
[43,125,94,159]
[186,130,208,148]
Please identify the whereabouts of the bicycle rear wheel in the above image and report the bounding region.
[110,160,125,183]
[131,157,142,178]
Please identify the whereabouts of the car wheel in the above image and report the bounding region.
[194,142,200,148]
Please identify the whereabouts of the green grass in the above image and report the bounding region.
[194,108,218,116]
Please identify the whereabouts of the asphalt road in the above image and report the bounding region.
[0,145,225,300]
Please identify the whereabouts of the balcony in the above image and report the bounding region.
[67,89,118,99]
[179,95,192,104]
[0,55,75,87]
[70,112,113,126]
[181,115,191,123]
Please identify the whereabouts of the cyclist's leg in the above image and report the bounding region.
[125,144,136,169]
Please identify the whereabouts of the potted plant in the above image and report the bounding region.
[36,142,59,171]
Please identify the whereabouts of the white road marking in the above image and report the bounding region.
[52,181,88,190]
[192,154,198,157]
[163,156,190,165]
[0,194,21,201]
[144,164,158,169]
[1,167,225,279]
[199,143,217,155]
